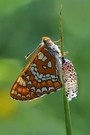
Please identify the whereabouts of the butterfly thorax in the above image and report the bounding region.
[42,36,61,58]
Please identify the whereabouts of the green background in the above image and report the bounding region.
[0,0,90,135]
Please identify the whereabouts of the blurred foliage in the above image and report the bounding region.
[0,0,90,135]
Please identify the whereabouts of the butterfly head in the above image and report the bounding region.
[42,36,62,58]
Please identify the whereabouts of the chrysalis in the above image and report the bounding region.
[62,57,78,101]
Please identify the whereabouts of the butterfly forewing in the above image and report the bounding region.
[10,39,62,101]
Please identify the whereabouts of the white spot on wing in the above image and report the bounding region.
[51,75,55,79]
[27,81,32,85]
[38,52,47,61]
[44,48,48,51]
[31,63,36,67]
[36,89,41,93]
[26,94,30,97]
[32,63,36,67]
[35,76,38,80]
[17,77,26,86]
[26,76,29,80]
[38,79,41,82]
[42,87,47,92]
[17,93,21,97]
[46,74,50,77]
[38,52,44,60]
[43,66,47,69]
[32,71,36,76]
[47,61,52,68]
[46,77,51,80]
[30,66,34,72]
[36,72,39,76]
[48,87,54,91]
[14,91,17,95]
[22,96,25,98]
[39,74,43,79]
[11,90,14,94]
[31,87,35,91]
[42,56,47,61]
[41,75,46,81]
[23,81,26,86]
[34,67,37,71]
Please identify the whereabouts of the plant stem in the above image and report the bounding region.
[60,5,72,135]
[63,89,72,135]
[60,5,64,56]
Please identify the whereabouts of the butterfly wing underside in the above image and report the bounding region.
[10,45,62,101]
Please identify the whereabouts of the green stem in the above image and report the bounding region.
[60,5,72,135]
[63,88,72,135]
[60,5,64,56]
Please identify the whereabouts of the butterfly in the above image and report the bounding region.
[10,36,78,101]
[10,37,63,101]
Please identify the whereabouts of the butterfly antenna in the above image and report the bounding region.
[25,43,42,60]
